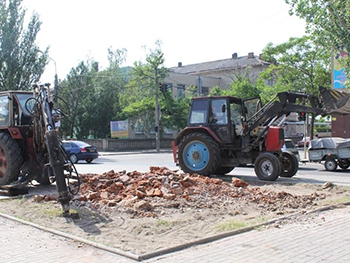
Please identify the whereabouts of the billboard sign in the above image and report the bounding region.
[110,119,128,138]
[332,51,348,89]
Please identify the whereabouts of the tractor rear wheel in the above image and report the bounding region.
[254,152,281,181]
[178,132,220,176]
[280,151,299,178]
[0,133,23,185]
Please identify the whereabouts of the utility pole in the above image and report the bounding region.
[53,59,58,103]
[149,52,163,152]
[154,66,160,152]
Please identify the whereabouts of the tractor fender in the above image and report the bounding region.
[173,127,222,147]
[7,127,23,139]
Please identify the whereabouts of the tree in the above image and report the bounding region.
[286,0,350,79]
[58,48,128,139]
[85,48,128,138]
[258,36,331,138]
[259,36,330,99]
[226,76,260,99]
[120,41,189,141]
[120,41,167,139]
[0,0,48,90]
[58,61,94,138]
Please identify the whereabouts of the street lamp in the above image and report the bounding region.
[37,50,58,100]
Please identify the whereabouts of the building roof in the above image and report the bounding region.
[169,52,271,75]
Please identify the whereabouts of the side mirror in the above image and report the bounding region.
[221,104,226,113]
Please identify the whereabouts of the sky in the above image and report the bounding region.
[22,0,307,83]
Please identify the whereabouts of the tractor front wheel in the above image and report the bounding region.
[0,133,23,185]
[254,152,281,181]
[178,132,220,176]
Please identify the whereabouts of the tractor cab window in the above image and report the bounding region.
[189,100,209,124]
[243,97,262,122]
[14,93,34,116]
[230,102,243,136]
[14,93,33,125]
[0,95,9,126]
[210,99,227,124]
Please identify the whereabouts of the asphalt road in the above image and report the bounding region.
[74,152,350,186]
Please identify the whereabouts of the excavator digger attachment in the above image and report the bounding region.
[320,86,350,115]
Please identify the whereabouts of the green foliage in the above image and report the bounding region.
[209,77,260,99]
[259,36,331,100]
[160,90,190,131]
[58,62,94,138]
[184,85,198,98]
[258,35,331,138]
[286,0,350,50]
[209,86,224,96]
[58,49,127,139]
[58,41,190,139]
[225,76,260,98]
[119,41,189,136]
[0,0,48,90]
[286,0,350,85]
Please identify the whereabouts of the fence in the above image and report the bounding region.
[83,138,174,152]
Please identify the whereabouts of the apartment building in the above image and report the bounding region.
[164,52,271,97]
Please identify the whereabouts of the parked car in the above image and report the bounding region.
[62,140,99,163]
[297,137,310,147]
[282,139,300,161]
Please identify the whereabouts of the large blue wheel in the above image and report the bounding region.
[178,133,220,176]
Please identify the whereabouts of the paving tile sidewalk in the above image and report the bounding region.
[1,205,350,263]
[147,205,350,263]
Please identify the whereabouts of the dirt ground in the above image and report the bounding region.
[0,166,349,256]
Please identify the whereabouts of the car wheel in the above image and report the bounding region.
[338,159,350,170]
[69,154,78,164]
[86,159,93,164]
[325,158,337,171]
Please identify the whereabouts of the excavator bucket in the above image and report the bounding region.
[319,86,350,115]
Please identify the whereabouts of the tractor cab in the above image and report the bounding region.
[187,96,262,145]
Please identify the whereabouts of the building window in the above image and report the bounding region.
[164,83,173,93]
[177,84,185,98]
[201,87,209,96]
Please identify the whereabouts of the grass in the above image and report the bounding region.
[215,220,247,232]
[215,215,274,233]
[317,195,350,206]
[156,219,174,228]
